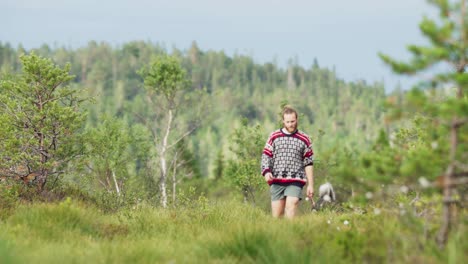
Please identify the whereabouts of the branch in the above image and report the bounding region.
[98,179,109,190]
[453,118,468,128]
[454,161,468,171]
[449,175,468,185]
[434,174,468,188]
[167,126,198,150]
[29,147,52,159]
[42,89,75,106]
[425,117,468,128]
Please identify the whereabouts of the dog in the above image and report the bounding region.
[319,182,336,203]
[308,182,336,211]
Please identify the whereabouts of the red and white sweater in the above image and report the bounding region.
[261,128,313,186]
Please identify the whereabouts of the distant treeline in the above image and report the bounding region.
[0,40,388,180]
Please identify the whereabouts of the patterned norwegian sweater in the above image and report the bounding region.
[261,128,313,186]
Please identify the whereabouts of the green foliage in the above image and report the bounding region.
[213,149,225,181]
[379,1,467,84]
[0,52,87,190]
[377,0,467,247]
[377,0,467,188]
[138,54,190,106]
[174,186,211,221]
[358,112,451,195]
[82,116,150,195]
[225,119,266,203]
[0,41,388,187]
[137,54,208,208]
[173,138,203,179]
[92,190,141,213]
[316,146,371,203]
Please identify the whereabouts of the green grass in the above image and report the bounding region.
[0,198,466,264]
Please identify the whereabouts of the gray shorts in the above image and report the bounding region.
[270,183,303,201]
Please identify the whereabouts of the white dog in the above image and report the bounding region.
[319,182,336,202]
[308,182,336,210]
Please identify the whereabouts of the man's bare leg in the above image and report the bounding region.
[285,196,300,219]
[271,199,286,218]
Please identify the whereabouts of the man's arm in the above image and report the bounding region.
[302,134,314,198]
[305,165,314,198]
[261,133,275,181]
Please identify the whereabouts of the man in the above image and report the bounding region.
[261,106,314,218]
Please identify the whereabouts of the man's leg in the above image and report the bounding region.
[285,196,300,219]
[271,199,286,218]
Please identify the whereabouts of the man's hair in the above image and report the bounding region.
[282,105,298,119]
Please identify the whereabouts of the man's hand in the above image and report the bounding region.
[306,184,314,199]
[264,172,273,183]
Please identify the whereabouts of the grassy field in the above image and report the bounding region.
[0,194,466,264]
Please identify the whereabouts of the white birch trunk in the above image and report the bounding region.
[160,109,173,208]
[112,170,121,196]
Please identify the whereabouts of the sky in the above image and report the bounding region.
[1,0,437,92]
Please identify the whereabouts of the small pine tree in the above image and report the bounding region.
[225,119,266,204]
[379,0,468,247]
[0,52,87,192]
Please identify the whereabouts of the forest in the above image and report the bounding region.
[0,0,467,263]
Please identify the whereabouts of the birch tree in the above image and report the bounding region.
[84,116,138,195]
[138,55,200,208]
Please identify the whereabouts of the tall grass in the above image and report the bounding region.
[0,197,466,263]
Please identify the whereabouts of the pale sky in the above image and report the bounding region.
[1,0,436,91]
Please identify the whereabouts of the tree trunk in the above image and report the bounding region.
[159,109,173,208]
[437,118,458,247]
[112,170,121,196]
[37,95,48,192]
[37,170,48,192]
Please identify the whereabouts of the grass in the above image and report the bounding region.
[0,196,466,264]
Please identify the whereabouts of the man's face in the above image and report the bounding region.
[283,113,297,133]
